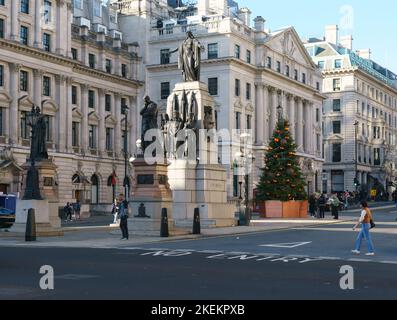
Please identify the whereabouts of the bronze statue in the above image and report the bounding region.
[29,106,48,161]
[169,31,204,82]
[140,96,158,151]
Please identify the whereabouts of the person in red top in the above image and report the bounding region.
[352,201,375,256]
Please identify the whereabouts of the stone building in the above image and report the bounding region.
[114,0,324,200]
[0,0,142,210]
[305,25,397,194]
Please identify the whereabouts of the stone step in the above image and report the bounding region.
[174,219,217,229]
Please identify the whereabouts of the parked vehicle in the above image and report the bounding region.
[0,207,15,229]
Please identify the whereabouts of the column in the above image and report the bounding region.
[114,93,122,157]
[56,75,67,152]
[129,96,137,156]
[66,2,73,58]
[98,89,106,156]
[81,84,89,152]
[10,0,19,41]
[263,85,269,143]
[289,96,296,141]
[269,87,277,136]
[65,77,73,152]
[56,0,66,55]
[296,97,303,152]
[282,91,288,120]
[9,63,20,144]
[255,83,264,145]
[33,69,43,106]
[304,100,310,153]
[34,0,42,48]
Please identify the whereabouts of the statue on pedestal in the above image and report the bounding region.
[29,105,48,162]
[140,96,159,152]
[169,31,204,82]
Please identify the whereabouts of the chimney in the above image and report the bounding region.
[356,49,372,60]
[340,35,353,50]
[238,7,252,26]
[325,25,339,45]
[254,16,265,32]
[96,31,106,43]
[80,25,89,38]
[198,0,210,16]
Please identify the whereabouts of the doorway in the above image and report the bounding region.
[0,184,8,194]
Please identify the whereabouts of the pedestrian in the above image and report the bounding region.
[111,199,119,224]
[344,190,350,210]
[63,202,73,222]
[73,200,81,220]
[117,194,129,240]
[308,194,317,218]
[330,194,340,220]
[317,194,326,219]
[352,201,375,256]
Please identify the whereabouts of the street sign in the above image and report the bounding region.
[259,242,312,249]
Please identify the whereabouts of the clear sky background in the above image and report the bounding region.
[238,0,397,72]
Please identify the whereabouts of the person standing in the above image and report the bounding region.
[317,194,326,219]
[111,199,119,224]
[330,194,340,220]
[73,200,81,220]
[64,202,73,222]
[352,201,375,256]
[118,194,129,240]
[308,194,317,218]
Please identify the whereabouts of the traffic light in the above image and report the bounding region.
[354,178,360,187]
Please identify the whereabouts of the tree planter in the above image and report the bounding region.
[264,201,283,218]
[264,201,302,218]
[282,201,301,218]
[299,200,309,218]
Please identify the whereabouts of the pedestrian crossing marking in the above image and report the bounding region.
[259,241,312,249]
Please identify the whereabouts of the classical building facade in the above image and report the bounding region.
[305,25,397,194]
[0,0,142,208]
[114,0,324,200]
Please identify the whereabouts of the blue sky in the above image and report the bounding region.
[238,0,397,72]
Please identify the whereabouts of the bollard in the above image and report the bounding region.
[160,208,169,238]
[25,208,37,242]
[192,208,201,235]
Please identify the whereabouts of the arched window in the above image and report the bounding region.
[72,174,81,184]
[91,174,99,204]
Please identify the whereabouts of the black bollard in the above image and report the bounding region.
[25,208,37,242]
[160,208,169,238]
[192,208,201,235]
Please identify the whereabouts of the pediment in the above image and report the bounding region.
[246,103,254,112]
[18,95,35,111]
[42,99,58,115]
[105,114,117,126]
[264,27,317,68]
[327,134,344,141]
[234,98,243,110]
[88,111,101,122]
[72,107,83,119]
[0,91,12,104]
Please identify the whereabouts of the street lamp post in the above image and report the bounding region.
[354,121,359,192]
[122,105,130,200]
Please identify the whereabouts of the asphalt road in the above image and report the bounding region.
[1,208,396,300]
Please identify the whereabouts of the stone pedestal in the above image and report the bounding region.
[12,199,63,236]
[127,157,174,236]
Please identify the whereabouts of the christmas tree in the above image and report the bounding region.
[256,117,307,202]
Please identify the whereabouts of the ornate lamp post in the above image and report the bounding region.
[122,104,130,200]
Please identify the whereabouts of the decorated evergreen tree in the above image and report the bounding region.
[256,116,307,202]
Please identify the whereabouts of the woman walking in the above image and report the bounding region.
[352,201,375,256]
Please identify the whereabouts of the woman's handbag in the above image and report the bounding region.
[370,219,376,229]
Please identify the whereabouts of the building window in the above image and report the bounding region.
[318,61,325,69]
[121,98,127,115]
[208,43,218,59]
[334,59,342,69]
[333,121,341,134]
[44,0,52,24]
[20,70,29,92]
[316,134,320,151]
[302,73,306,84]
[42,33,51,52]
[333,78,341,91]
[246,50,251,64]
[235,112,241,130]
[21,0,29,14]
[93,1,101,17]
[160,49,170,65]
[44,115,52,142]
[89,125,97,149]
[208,78,218,96]
[88,90,95,108]
[331,171,344,193]
[73,0,83,9]
[72,122,79,147]
[43,76,51,96]
[235,79,240,97]
[0,19,4,39]
[333,99,341,112]
[286,65,290,77]
[20,26,29,45]
[316,108,320,122]
[89,54,96,68]
[246,115,252,130]
[276,61,281,73]
[246,83,251,100]
[72,86,77,105]
[106,128,113,151]
[235,45,240,59]
[294,69,298,81]
[121,64,127,78]
[71,48,78,60]
[105,94,111,112]
[374,148,381,166]
[266,57,272,68]
[316,82,320,91]
[332,143,342,162]
[105,59,112,73]
[161,82,170,100]
[20,111,29,139]
[121,130,128,153]
[0,65,3,87]
[0,107,4,136]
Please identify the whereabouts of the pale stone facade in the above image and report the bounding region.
[0,0,142,210]
[114,0,324,201]
[305,25,397,195]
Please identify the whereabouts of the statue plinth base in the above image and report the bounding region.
[126,157,175,236]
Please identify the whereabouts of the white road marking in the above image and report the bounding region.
[260,241,312,249]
